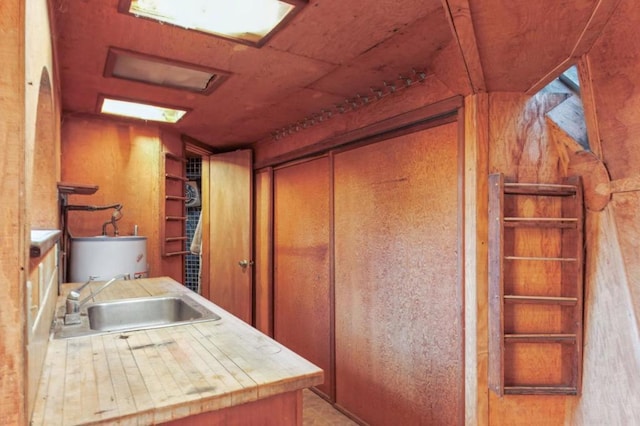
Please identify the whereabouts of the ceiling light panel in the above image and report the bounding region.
[105,48,229,94]
[119,0,306,46]
[99,97,188,123]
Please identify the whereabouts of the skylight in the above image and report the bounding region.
[119,0,305,46]
[100,97,188,123]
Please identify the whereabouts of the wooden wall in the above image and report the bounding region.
[0,1,27,424]
[273,156,333,398]
[565,0,640,421]
[333,122,462,424]
[1,0,62,423]
[485,92,573,424]
[60,116,182,282]
[586,0,640,331]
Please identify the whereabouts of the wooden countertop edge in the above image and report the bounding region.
[32,277,323,425]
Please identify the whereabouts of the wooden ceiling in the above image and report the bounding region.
[51,0,621,149]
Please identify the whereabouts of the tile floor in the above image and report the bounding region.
[302,389,359,425]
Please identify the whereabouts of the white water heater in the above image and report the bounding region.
[70,236,147,282]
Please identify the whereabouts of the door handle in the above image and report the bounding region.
[238,260,254,268]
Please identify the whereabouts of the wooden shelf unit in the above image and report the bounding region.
[162,152,188,257]
[488,173,585,396]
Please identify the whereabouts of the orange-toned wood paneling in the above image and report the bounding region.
[160,390,302,426]
[1,1,27,423]
[255,168,274,336]
[586,0,640,331]
[486,92,573,424]
[333,122,462,425]
[273,156,332,398]
[61,117,177,281]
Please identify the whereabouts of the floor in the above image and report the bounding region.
[302,389,359,426]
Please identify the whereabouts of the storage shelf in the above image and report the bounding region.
[165,236,188,242]
[505,256,577,262]
[489,173,584,397]
[164,250,191,257]
[162,152,188,259]
[504,182,577,196]
[504,295,578,305]
[165,173,188,182]
[504,217,578,228]
[504,386,578,395]
[504,334,576,343]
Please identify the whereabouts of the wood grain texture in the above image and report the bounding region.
[30,277,322,425]
[160,390,302,426]
[333,122,462,425]
[586,0,640,335]
[441,0,486,93]
[471,0,600,92]
[567,208,640,423]
[464,94,489,426]
[207,150,253,323]
[60,117,166,279]
[255,168,274,336]
[487,93,570,423]
[273,156,332,399]
[0,0,27,424]
[253,78,457,168]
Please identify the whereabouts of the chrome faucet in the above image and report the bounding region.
[64,273,130,325]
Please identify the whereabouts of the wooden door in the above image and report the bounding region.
[273,156,332,398]
[333,122,463,425]
[207,150,253,323]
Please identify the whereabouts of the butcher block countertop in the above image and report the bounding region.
[31,277,323,425]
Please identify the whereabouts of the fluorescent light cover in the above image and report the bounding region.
[100,98,187,123]
[106,48,228,94]
[129,0,295,43]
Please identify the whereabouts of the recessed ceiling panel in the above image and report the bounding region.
[105,48,230,94]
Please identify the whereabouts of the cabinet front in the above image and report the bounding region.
[274,156,333,398]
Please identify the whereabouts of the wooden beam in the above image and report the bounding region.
[441,0,487,93]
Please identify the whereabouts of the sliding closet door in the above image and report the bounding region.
[273,156,332,398]
[333,122,462,424]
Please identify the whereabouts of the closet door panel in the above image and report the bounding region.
[274,156,332,398]
[333,122,463,425]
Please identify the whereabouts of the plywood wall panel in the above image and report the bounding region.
[585,0,640,334]
[486,93,569,423]
[567,209,640,423]
[0,1,27,423]
[273,157,332,398]
[61,117,165,279]
[333,122,462,425]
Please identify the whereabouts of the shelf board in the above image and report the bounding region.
[504,386,578,395]
[505,256,577,262]
[503,217,578,228]
[504,295,578,305]
[504,182,577,196]
[57,182,99,195]
[504,334,576,343]
[163,250,190,257]
[165,236,187,242]
[165,173,188,182]
[166,195,187,201]
[164,152,187,163]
